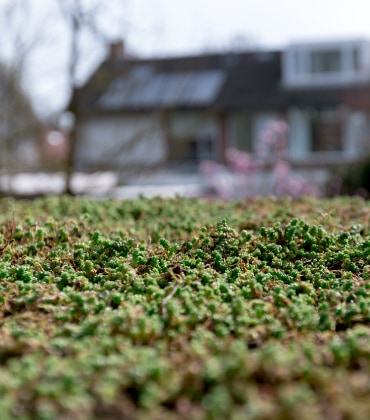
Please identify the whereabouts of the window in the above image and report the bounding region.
[170,136,216,163]
[168,112,219,163]
[283,41,370,87]
[310,50,341,74]
[353,47,361,71]
[311,110,342,152]
[228,114,252,152]
[293,50,304,75]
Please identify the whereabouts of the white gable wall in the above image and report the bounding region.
[75,114,167,170]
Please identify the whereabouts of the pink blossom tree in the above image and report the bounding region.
[200,119,319,199]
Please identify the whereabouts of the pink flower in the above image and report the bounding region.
[226,148,255,174]
[199,160,220,175]
[199,119,319,199]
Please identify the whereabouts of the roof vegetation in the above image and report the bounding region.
[0,196,369,419]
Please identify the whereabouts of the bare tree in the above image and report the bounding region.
[0,0,127,195]
[55,0,127,194]
[0,0,43,193]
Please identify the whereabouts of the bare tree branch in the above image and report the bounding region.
[53,0,127,194]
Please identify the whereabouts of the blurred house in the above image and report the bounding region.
[73,39,370,182]
[0,63,42,171]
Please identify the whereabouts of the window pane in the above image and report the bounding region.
[293,50,304,75]
[311,110,342,151]
[228,114,252,152]
[311,50,341,73]
[353,47,361,71]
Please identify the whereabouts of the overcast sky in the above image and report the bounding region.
[127,0,370,55]
[3,0,370,116]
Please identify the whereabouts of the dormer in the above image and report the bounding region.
[282,39,370,88]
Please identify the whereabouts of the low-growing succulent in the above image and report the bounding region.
[0,195,369,419]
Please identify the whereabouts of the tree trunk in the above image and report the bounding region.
[64,89,78,195]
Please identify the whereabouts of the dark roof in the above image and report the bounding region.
[77,48,370,114]
[215,51,285,109]
[97,69,226,109]
[285,84,370,109]
[77,50,287,113]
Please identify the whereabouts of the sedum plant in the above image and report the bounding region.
[0,195,369,419]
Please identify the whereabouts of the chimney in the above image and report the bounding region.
[109,40,125,61]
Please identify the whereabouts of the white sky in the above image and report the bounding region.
[127,0,370,56]
[3,0,370,116]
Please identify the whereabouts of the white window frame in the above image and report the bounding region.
[283,40,370,87]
